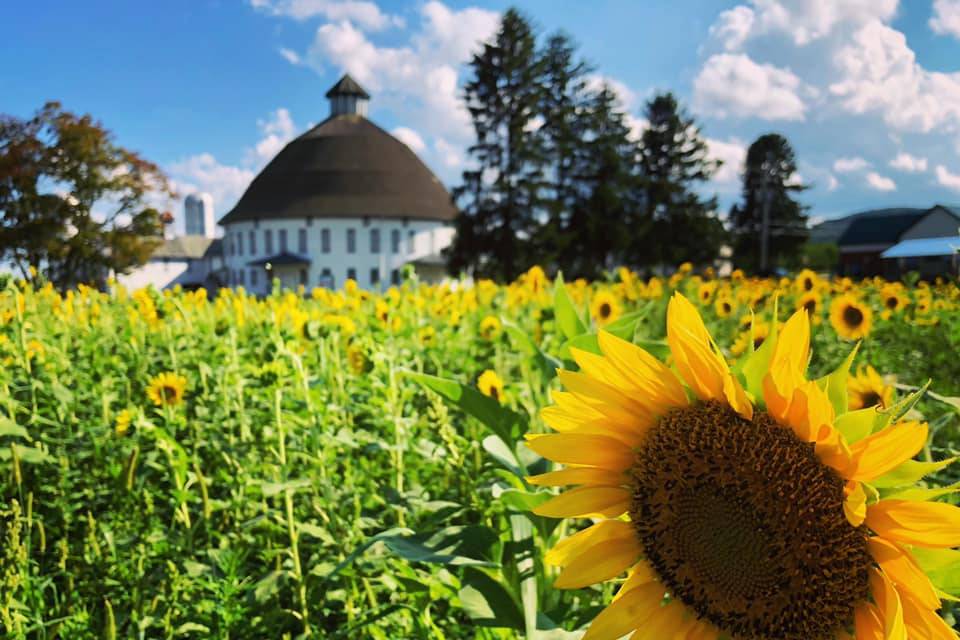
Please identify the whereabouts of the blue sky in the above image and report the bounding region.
[5,0,960,231]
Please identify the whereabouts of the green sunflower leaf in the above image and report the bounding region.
[816,342,860,417]
[910,548,960,596]
[883,481,960,502]
[458,567,524,630]
[874,380,931,432]
[871,457,958,488]
[404,370,525,446]
[738,306,779,402]
[834,407,879,444]
[553,273,587,340]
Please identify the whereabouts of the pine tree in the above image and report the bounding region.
[729,134,808,272]
[533,31,591,268]
[446,8,546,281]
[637,93,725,267]
[560,84,644,278]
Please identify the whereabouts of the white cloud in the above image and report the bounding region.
[746,0,899,45]
[168,108,302,224]
[250,0,402,31]
[709,6,755,51]
[302,2,499,145]
[278,48,301,65]
[391,126,426,152]
[930,0,960,39]
[586,74,637,110]
[705,136,747,186]
[833,156,870,173]
[829,20,960,133]
[245,108,297,166]
[825,174,840,191]
[889,152,928,172]
[434,138,462,168]
[693,53,808,121]
[168,154,257,220]
[936,164,960,191]
[865,171,896,191]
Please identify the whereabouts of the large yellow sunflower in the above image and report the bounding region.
[831,295,873,340]
[146,372,187,407]
[526,293,959,640]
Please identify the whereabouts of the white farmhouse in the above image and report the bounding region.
[219,74,457,292]
[116,192,225,291]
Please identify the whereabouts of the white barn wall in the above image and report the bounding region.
[222,216,454,292]
[117,259,189,291]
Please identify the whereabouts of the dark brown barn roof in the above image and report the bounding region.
[325,74,370,99]
[219,114,456,225]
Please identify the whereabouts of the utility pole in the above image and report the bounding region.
[759,150,773,274]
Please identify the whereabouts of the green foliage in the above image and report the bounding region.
[0,102,172,289]
[730,133,809,272]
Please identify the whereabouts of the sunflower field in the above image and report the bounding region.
[0,265,958,639]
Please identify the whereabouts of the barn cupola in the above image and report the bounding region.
[326,73,370,118]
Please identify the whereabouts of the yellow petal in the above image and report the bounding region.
[899,589,959,640]
[855,602,885,640]
[628,600,686,640]
[526,467,627,487]
[869,567,906,640]
[556,370,651,429]
[848,421,928,482]
[524,433,635,471]
[667,293,751,418]
[554,536,642,589]
[844,481,867,527]
[762,308,811,422]
[545,519,635,567]
[866,500,960,548]
[597,330,687,408]
[613,560,658,600]
[583,582,665,640]
[533,486,631,519]
[868,537,940,611]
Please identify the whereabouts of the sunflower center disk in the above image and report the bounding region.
[629,402,872,640]
[843,305,864,328]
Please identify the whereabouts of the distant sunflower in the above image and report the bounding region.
[795,268,819,293]
[114,409,133,437]
[797,291,822,323]
[526,294,960,640]
[830,295,873,340]
[146,372,187,407]
[418,325,436,346]
[730,320,770,356]
[477,369,504,403]
[714,296,735,318]
[697,282,717,305]
[479,315,502,341]
[879,285,909,316]
[590,291,620,327]
[848,365,895,410]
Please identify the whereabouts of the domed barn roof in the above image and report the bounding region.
[220,75,456,225]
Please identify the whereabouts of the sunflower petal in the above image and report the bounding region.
[614,560,658,600]
[899,589,959,640]
[844,481,867,527]
[597,330,687,408]
[667,293,751,418]
[868,537,940,610]
[554,535,642,589]
[582,582,665,640]
[526,467,626,487]
[866,500,960,548]
[854,602,885,640]
[544,519,634,567]
[524,433,635,471]
[848,421,928,482]
[869,567,907,640]
[533,486,631,519]
[628,600,686,640]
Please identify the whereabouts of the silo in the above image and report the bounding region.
[184,193,215,238]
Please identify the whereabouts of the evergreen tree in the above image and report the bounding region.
[533,31,591,268]
[637,93,725,267]
[446,8,546,280]
[559,84,644,278]
[729,133,808,272]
